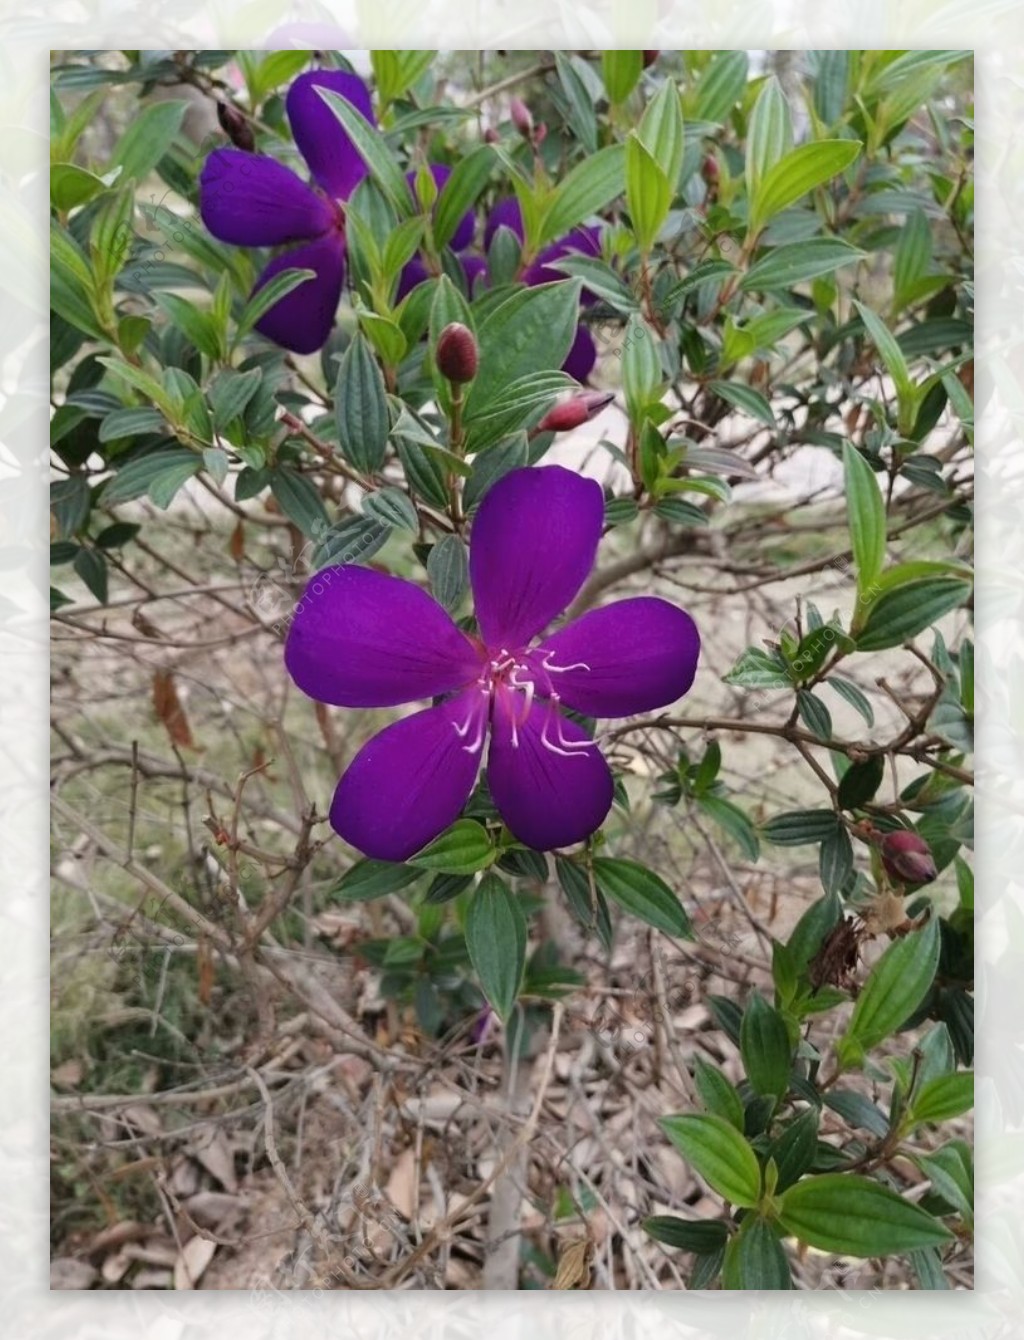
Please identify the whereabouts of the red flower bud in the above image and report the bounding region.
[701,153,719,183]
[436,322,479,384]
[538,390,615,433]
[642,50,659,67]
[881,830,938,887]
[217,101,255,152]
[483,127,500,144]
[510,97,534,140]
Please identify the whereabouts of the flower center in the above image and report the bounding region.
[450,647,594,757]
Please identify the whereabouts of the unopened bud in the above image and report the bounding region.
[510,97,534,140]
[642,50,659,67]
[538,390,615,433]
[881,830,938,887]
[702,153,719,184]
[217,101,255,152]
[483,127,500,144]
[436,322,478,384]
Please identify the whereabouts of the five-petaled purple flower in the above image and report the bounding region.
[285,466,700,860]
[200,69,375,354]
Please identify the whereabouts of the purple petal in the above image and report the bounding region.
[562,324,597,382]
[461,255,489,296]
[287,69,374,201]
[522,226,602,288]
[487,690,613,850]
[395,254,430,302]
[252,234,345,354]
[285,565,484,706]
[530,597,700,718]
[330,692,486,860]
[469,466,604,652]
[484,197,524,250]
[408,164,475,251]
[199,148,336,246]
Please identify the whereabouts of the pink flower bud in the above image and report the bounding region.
[217,101,255,152]
[538,390,615,433]
[435,322,479,384]
[881,830,938,886]
[510,97,534,139]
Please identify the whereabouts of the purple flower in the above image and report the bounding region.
[285,466,700,860]
[199,69,374,354]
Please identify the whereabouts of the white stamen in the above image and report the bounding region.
[541,650,591,674]
[539,693,597,758]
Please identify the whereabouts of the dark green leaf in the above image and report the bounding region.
[761,810,839,846]
[409,820,495,875]
[332,859,422,902]
[334,333,390,474]
[592,858,693,939]
[837,755,885,810]
[465,873,527,1020]
[269,469,329,539]
[856,579,972,652]
[723,1216,792,1289]
[643,1216,729,1254]
[426,533,468,612]
[740,991,792,1099]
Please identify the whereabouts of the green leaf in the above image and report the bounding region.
[914,1144,973,1221]
[268,469,328,539]
[626,132,672,252]
[433,145,495,249]
[855,579,972,652]
[638,78,685,189]
[549,254,638,312]
[602,50,643,104]
[362,487,418,532]
[465,873,527,1021]
[837,916,940,1067]
[312,515,392,569]
[554,53,598,155]
[843,441,887,599]
[332,859,422,902]
[837,755,885,810]
[695,51,749,124]
[909,1073,974,1125]
[709,380,776,428]
[740,992,792,1099]
[237,267,316,339]
[463,371,573,453]
[741,238,863,292]
[643,1216,729,1254]
[778,1173,952,1256]
[761,810,839,846]
[466,281,581,418]
[463,433,529,513]
[540,144,626,242]
[749,139,862,234]
[591,858,693,939]
[693,1055,745,1130]
[723,1216,792,1290]
[334,333,390,474]
[659,1113,762,1208]
[745,77,793,195]
[768,1109,820,1193]
[100,448,200,505]
[696,795,760,861]
[723,645,790,689]
[51,162,110,212]
[828,675,875,727]
[426,533,469,612]
[73,547,108,604]
[316,87,412,214]
[853,300,916,431]
[819,824,854,896]
[796,688,832,740]
[622,313,662,426]
[111,100,187,181]
[208,368,262,431]
[409,820,495,875]
[154,292,222,359]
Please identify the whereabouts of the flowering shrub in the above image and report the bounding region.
[50,50,973,1290]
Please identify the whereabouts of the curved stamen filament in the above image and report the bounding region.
[540,694,598,759]
[540,650,591,675]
